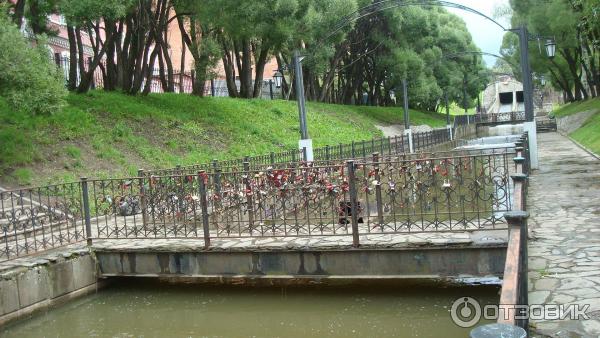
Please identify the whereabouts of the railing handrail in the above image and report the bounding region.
[496,131,530,331]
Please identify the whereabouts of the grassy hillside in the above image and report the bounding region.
[0,91,446,187]
[551,98,600,117]
[552,98,600,155]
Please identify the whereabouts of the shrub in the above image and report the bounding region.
[0,10,67,115]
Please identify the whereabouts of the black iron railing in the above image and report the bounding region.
[1,148,515,261]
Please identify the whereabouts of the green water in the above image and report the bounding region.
[1,282,498,338]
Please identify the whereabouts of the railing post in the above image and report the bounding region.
[81,177,92,246]
[351,141,356,158]
[387,136,392,155]
[325,145,331,163]
[243,162,255,232]
[198,171,211,248]
[373,153,384,227]
[346,160,360,247]
[270,152,275,166]
[137,169,148,229]
[503,209,529,331]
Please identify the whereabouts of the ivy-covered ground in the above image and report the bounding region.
[0,91,446,187]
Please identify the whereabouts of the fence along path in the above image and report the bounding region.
[1,142,516,262]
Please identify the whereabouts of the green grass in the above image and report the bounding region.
[571,111,600,155]
[0,91,446,187]
[551,98,600,155]
[551,98,600,117]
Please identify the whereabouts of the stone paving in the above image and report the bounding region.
[528,132,600,337]
[90,229,507,252]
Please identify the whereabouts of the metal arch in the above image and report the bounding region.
[441,51,520,70]
[442,51,506,61]
[317,0,507,49]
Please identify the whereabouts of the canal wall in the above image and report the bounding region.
[94,245,507,286]
[0,249,99,326]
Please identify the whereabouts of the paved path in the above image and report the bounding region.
[528,132,600,337]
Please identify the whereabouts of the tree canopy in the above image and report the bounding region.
[5,0,489,110]
[500,0,599,101]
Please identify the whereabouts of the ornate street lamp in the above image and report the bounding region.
[273,70,284,88]
[545,39,556,58]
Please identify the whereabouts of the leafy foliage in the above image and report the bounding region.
[0,10,66,115]
[501,0,599,101]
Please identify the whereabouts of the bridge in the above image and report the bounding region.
[0,125,532,334]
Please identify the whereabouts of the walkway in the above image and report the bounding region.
[528,132,600,337]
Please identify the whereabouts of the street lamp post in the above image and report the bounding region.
[402,78,414,153]
[512,26,555,169]
[445,89,453,141]
[293,50,313,161]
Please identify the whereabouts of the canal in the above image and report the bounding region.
[2,280,498,337]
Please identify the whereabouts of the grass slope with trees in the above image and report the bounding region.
[0,91,446,187]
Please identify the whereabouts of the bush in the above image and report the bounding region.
[0,11,67,115]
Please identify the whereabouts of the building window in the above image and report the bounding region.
[48,14,67,26]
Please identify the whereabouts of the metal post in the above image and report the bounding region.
[137,169,148,229]
[445,90,453,141]
[346,160,360,247]
[294,50,313,161]
[302,147,308,162]
[243,162,254,231]
[81,177,92,246]
[198,171,210,248]
[325,145,331,163]
[403,78,410,130]
[269,79,274,100]
[463,73,469,119]
[373,153,384,227]
[270,152,275,166]
[516,25,539,169]
[294,50,308,140]
[403,78,413,153]
[210,79,216,97]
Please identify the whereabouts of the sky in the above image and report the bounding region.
[447,0,510,67]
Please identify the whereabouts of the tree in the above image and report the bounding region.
[501,0,599,101]
[0,10,66,115]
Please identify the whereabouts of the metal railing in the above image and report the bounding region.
[0,183,86,261]
[455,112,527,126]
[471,132,530,336]
[145,128,458,177]
[1,148,515,262]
